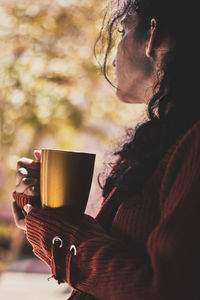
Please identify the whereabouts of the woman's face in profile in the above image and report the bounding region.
[114,13,154,104]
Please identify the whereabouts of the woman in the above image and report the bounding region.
[12,0,200,299]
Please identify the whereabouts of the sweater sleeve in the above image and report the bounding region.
[24,123,200,300]
[64,124,200,300]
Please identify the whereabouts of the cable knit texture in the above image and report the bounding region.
[13,119,200,300]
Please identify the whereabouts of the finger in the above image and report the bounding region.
[17,166,39,179]
[34,150,41,161]
[15,172,28,193]
[16,168,40,186]
[17,157,34,168]
[12,201,26,231]
[23,184,40,196]
[22,177,40,185]
[17,158,40,172]
[15,171,40,192]
[22,177,40,196]
[16,168,28,186]
[15,167,40,194]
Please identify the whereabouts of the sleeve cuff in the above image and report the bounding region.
[12,192,41,211]
[24,207,83,284]
[24,207,106,286]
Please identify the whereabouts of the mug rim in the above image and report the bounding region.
[41,148,96,156]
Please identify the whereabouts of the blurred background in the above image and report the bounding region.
[0,1,146,299]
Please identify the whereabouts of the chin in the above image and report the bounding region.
[116,88,144,104]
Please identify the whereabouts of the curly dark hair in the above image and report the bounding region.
[98,0,200,201]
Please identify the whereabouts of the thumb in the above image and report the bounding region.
[24,204,33,215]
[34,150,41,161]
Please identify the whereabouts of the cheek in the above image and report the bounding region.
[127,35,154,77]
[117,36,153,81]
[116,39,133,79]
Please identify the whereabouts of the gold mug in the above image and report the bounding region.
[40,149,96,212]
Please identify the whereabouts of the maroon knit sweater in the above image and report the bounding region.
[13,120,200,300]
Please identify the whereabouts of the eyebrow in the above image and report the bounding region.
[120,12,134,26]
[121,14,129,25]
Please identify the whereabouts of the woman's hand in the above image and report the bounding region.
[11,150,107,283]
[15,150,41,196]
[12,150,41,231]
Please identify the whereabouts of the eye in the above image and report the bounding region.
[117,29,125,37]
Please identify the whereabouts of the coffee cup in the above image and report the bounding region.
[40,149,96,212]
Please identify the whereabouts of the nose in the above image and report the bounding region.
[112,58,116,67]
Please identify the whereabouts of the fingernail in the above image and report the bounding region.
[18,158,33,164]
[24,204,33,214]
[18,168,28,176]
